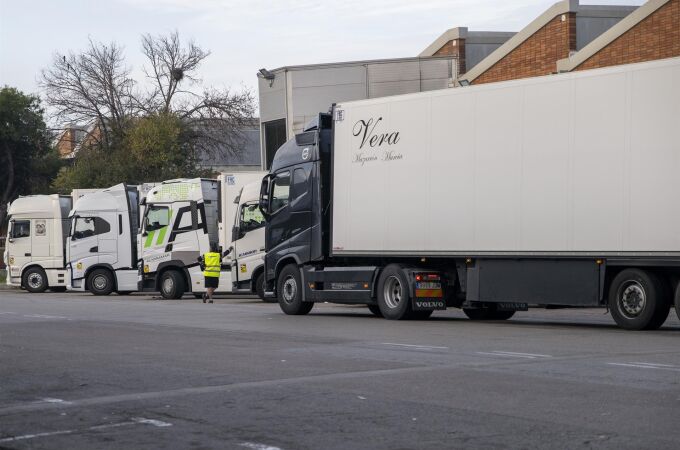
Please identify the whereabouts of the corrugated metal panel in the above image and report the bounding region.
[367,61,420,83]
[368,80,421,98]
[292,66,366,88]
[420,59,453,80]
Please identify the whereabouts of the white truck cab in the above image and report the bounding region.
[139,173,266,299]
[66,184,143,295]
[221,178,268,300]
[4,195,72,292]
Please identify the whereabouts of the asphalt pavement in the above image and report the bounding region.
[0,289,679,449]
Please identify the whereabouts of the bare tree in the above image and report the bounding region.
[141,31,255,159]
[40,40,137,148]
[41,32,255,167]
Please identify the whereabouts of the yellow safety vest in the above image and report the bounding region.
[203,252,221,278]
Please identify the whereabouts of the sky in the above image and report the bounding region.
[0,0,645,111]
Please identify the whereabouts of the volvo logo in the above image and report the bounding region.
[302,147,310,160]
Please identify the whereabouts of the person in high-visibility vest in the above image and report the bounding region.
[201,242,221,303]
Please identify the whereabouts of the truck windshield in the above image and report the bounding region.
[144,205,169,232]
[240,202,265,232]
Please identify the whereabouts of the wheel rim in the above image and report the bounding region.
[282,275,297,304]
[383,276,403,309]
[162,277,174,294]
[93,275,107,290]
[619,281,646,318]
[27,272,43,289]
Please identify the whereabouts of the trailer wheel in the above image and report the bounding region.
[23,267,48,293]
[675,283,680,322]
[377,265,414,320]
[160,270,185,300]
[277,264,313,315]
[367,304,383,317]
[88,269,115,296]
[608,269,670,330]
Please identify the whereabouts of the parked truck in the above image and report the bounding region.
[66,183,153,295]
[138,172,267,299]
[258,57,680,330]
[3,189,100,292]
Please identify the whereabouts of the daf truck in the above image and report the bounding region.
[66,184,149,295]
[138,172,267,299]
[258,57,680,330]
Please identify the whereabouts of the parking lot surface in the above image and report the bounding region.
[1,290,679,449]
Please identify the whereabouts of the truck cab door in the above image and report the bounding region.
[232,202,266,283]
[7,219,31,278]
[69,216,101,269]
[31,219,51,261]
[97,212,118,266]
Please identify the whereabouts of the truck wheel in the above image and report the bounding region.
[608,269,670,330]
[88,269,115,296]
[23,267,48,293]
[160,270,185,300]
[277,264,313,315]
[255,272,273,302]
[367,304,383,317]
[377,265,414,320]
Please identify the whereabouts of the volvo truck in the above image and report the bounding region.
[66,184,148,295]
[138,172,266,299]
[259,57,680,330]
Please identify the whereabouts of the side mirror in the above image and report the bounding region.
[142,231,148,237]
[259,175,271,219]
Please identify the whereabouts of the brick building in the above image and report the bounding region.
[55,124,88,159]
[557,0,680,72]
[457,0,638,85]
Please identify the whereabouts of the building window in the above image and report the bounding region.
[263,118,287,169]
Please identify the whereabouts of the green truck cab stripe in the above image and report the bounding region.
[144,230,156,248]
[156,226,168,245]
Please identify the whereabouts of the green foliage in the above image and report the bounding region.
[0,86,62,225]
[51,113,207,192]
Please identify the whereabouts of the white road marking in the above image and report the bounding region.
[607,362,680,372]
[381,343,449,350]
[476,351,552,359]
[38,398,72,405]
[0,417,171,443]
[23,314,69,320]
[0,312,17,315]
[240,442,283,450]
[131,417,173,427]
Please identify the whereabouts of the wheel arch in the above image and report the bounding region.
[21,264,49,288]
[155,261,191,292]
[84,264,116,291]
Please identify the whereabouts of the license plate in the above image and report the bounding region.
[416,282,441,290]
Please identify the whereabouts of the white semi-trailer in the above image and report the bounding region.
[259,57,680,330]
[66,184,150,295]
[139,172,267,299]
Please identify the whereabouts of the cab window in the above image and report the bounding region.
[271,172,290,213]
[10,220,30,239]
[240,202,265,232]
[72,217,110,240]
[144,206,169,232]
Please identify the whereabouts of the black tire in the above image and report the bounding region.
[23,267,48,293]
[377,265,414,320]
[88,269,115,296]
[608,269,670,330]
[675,282,680,322]
[367,304,383,317]
[159,270,185,300]
[255,272,274,302]
[463,306,515,321]
[277,264,313,315]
